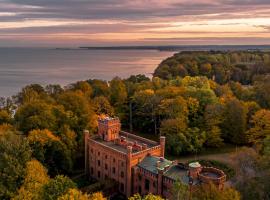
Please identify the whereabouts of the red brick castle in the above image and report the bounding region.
[84,116,226,198]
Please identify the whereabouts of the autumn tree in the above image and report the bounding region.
[57,91,97,135]
[247,109,270,144]
[129,193,164,200]
[93,96,114,116]
[0,109,12,124]
[193,183,241,200]
[13,160,49,200]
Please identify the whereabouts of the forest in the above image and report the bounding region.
[0,51,270,200]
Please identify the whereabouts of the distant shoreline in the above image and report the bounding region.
[78,45,270,52]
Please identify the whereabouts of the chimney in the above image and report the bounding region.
[156,160,161,168]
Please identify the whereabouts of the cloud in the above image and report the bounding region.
[0,0,270,46]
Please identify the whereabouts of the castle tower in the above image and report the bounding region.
[160,136,166,158]
[98,117,121,141]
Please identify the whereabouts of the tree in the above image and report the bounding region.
[160,119,205,155]
[170,181,188,200]
[254,75,270,108]
[70,81,93,98]
[88,192,107,200]
[93,96,114,116]
[0,131,32,199]
[199,63,212,77]
[0,109,12,124]
[221,98,248,144]
[15,101,57,133]
[132,89,160,134]
[231,147,259,183]
[58,189,106,200]
[15,84,51,105]
[57,91,97,135]
[13,160,49,200]
[159,96,188,120]
[203,104,224,147]
[41,175,76,200]
[45,84,64,96]
[231,147,270,200]
[28,129,73,176]
[129,193,164,200]
[126,74,150,83]
[247,109,270,144]
[193,183,241,200]
[110,77,127,106]
[58,189,90,200]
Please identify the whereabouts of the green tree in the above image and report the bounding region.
[132,89,160,134]
[57,91,97,135]
[87,79,110,97]
[28,129,73,176]
[0,131,32,199]
[221,98,248,144]
[15,101,57,133]
[203,104,224,147]
[160,119,205,155]
[110,77,127,106]
[159,96,188,120]
[41,175,76,200]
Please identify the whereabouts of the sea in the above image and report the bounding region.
[0,48,174,97]
[1,45,270,97]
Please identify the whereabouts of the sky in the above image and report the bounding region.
[0,0,270,47]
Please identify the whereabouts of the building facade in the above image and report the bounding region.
[84,117,226,198]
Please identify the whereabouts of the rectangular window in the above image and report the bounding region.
[98,160,100,166]
[120,183,124,192]
[145,179,150,191]
[98,171,100,178]
[112,167,116,174]
[138,186,142,194]
[105,164,108,170]
[153,181,156,188]
[90,167,93,175]
[121,171,124,178]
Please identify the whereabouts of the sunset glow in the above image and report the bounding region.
[0,0,270,46]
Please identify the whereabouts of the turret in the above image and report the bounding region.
[98,116,121,141]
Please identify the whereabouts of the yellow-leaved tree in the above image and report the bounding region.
[13,160,49,200]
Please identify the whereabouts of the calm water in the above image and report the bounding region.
[0,48,174,97]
